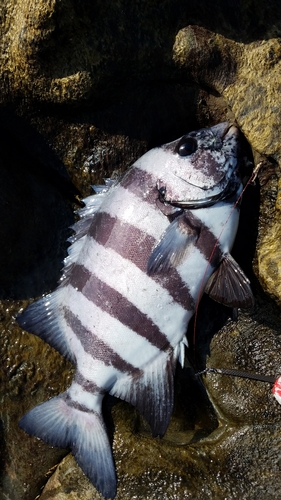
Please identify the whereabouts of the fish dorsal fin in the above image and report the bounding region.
[110,348,178,437]
[17,290,75,362]
[63,179,117,280]
[147,213,199,274]
[205,253,254,308]
[72,178,116,230]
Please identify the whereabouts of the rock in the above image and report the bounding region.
[0,300,73,500]
[256,173,281,307]
[173,25,281,160]
[0,1,281,499]
[1,1,281,107]
[39,454,103,500]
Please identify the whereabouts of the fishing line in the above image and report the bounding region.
[192,162,263,364]
[195,367,281,409]
[195,367,277,384]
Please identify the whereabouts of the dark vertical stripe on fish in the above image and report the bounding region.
[88,211,195,310]
[63,307,142,376]
[75,371,104,394]
[69,264,172,351]
[63,392,97,414]
[187,211,223,265]
[120,167,158,204]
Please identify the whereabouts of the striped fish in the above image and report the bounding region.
[17,122,254,499]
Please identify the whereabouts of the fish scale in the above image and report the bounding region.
[17,122,254,499]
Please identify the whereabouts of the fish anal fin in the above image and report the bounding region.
[205,253,254,309]
[147,213,199,275]
[19,393,116,499]
[110,350,177,437]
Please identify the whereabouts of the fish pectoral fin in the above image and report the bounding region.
[147,214,199,274]
[205,253,254,308]
[19,393,116,499]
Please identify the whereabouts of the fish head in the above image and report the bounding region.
[157,122,242,208]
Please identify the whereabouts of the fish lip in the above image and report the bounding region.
[212,122,239,140]
[219,122,231,138]
[221,123,239,138]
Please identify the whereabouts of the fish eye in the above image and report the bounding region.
[177,137,197,156]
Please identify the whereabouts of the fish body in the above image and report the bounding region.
[18,122,253,499]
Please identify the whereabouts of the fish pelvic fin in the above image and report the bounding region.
[147,213,199,274]
[205,253,254,309]
[19,393,116,499]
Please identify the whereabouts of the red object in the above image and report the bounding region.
[272,377,281,404]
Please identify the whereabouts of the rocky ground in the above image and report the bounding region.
[0,1,281,499]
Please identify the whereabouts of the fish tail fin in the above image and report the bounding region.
[19,393,116,499]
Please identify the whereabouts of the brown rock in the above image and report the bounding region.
[0,300,73,500]
[0,2,281,500]
[173,25,281,160]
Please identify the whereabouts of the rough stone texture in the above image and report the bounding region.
[173,25,281,160]
[1,0,279,107]
[0,300,73,500]
[256,173,281,307]
[0,1,281,499]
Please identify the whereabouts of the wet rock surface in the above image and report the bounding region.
[0,300,73,500]
[1,0,280,107]
[0,1,281,499]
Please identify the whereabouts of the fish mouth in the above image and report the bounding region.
[214,122,238,139]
